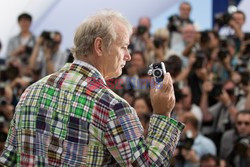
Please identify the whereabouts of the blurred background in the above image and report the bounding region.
[0,0,249,58]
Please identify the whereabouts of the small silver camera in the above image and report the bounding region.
[148,62,167,83]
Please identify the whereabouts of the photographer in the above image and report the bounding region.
[6,13,36,68]
[172,24,198,67]
[200,154,220,167]
[149,28,176,63]
[168,2,193,48]
[0,83,14,121]
[29,31,68,78]
[220,110,250,167]
[130,17,154,57]
[200,80,238,152]
[216,10,246,56]
[172,112,216,167]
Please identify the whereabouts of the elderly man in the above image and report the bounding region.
[0,10,184,166]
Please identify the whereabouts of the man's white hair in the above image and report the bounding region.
[72,9,132,59]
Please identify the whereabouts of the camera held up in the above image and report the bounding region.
[148,62,167,83]
[41,31,58,48]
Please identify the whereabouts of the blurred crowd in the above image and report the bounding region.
[0,2,250,167]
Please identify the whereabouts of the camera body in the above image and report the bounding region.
[153,38,164,49]
[192,50,206,69]
[0,83,7,106]
[233,136,250,157]
[24,45,33,55]
[137,25,148,36]
[168,15,182,32]
[148,62,167,83]
[41,31,57,48]
[215,12,232,28]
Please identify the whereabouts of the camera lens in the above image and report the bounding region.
[153,69,162,77]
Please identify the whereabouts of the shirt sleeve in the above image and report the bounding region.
[0,114,18,166]
[104,102,184,166]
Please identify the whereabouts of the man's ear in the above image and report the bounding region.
[94,37,103,56]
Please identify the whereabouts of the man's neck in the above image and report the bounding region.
[20,31,30,37]
[77,56,109,80]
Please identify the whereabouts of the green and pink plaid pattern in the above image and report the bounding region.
[0,61,184,166]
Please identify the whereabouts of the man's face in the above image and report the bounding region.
[236,114,250,136]
[51,34,61,52]
[131,53,145,71]
[200,158,217,167]
[104,23,131,79]
[208,32,219,49]
[18,18,31,32]
[139,17,151,30]
[232,13,245,27]
[182,87,191,110]
[182,25,196,44]
[179,3,191,20]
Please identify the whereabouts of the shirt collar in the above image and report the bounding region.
[73,59,106,85]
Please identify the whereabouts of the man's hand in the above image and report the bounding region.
[13,45,26,56]
[150,73,175,117]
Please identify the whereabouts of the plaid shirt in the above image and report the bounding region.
[0,60,184,166]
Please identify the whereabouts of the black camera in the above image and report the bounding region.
[148,62,167,83]
[218,48,229,61]
[137,25,148,36]
[0,117,7,143]
[177,137,194,150]
[0,83,7,106]
[234,136,250,157]
[25,45,33,55]
[215,12,232,28]
[175,131,194,161]
[239,71,250,86]
[153,38,164,49]
[168,15,181,32]
[217,39,230,61]
[41,31,57,48]
[210,83,223,97]
[192,50,206,69]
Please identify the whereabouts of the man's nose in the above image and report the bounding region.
[124,49,131,61]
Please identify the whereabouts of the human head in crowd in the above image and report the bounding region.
[181,85,193,111]
[17,13,32,33]
[181,24,197,44]
[153,28,170,48]
[235,110,250,136]
[138,16,151,31]
[200,30,220,51]
[232,10,246,28]
[133,95,152,137]
[179,1,192,20]
[131,51,146,72]
[45,31,62,53]
[181,112,199,133]
[164,55,182,79]
[122,90,135,106]
[200,154,220,167]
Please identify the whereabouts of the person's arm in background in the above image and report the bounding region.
[229,19,244,41]
[6,38,25,60]
[244,84,250,110]
[29,37,43,71]
[218,90,237,122]
[142,32,154,52]
[43,46,55,75]
[200,81,214,122]
[175,53,196,82]
[104,73,184,166]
